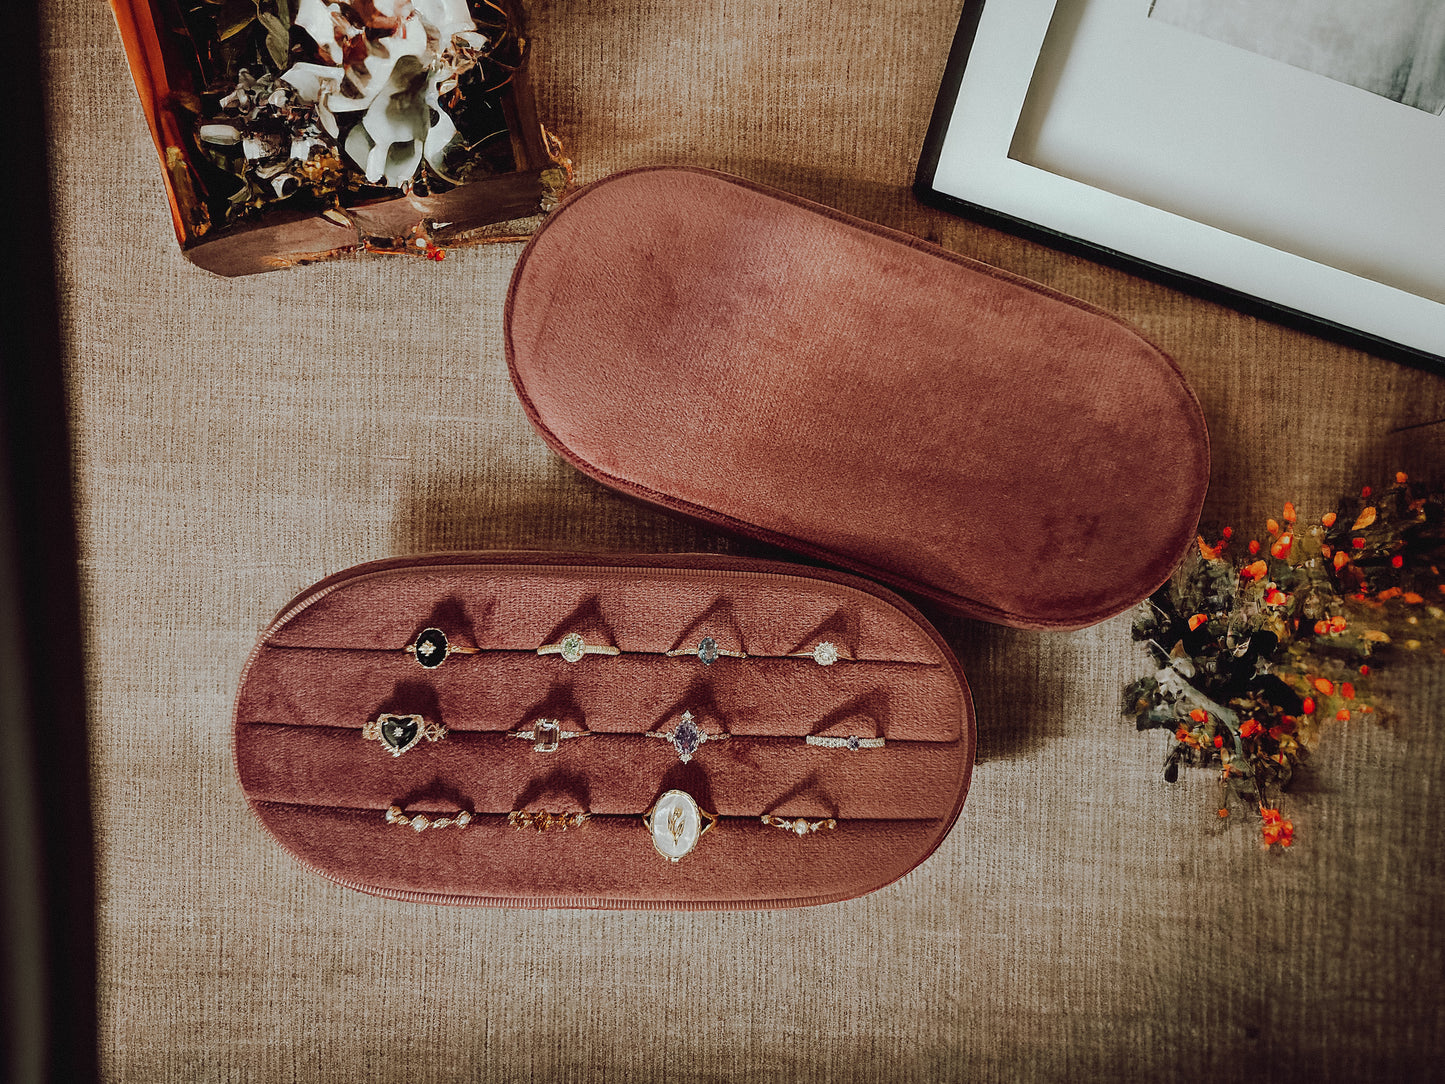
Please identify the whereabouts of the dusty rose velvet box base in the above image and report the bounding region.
[506,167,1210,630]
[233,552,975,909]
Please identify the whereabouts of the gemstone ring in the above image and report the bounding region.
[508,718,591,753]
[788,641,844,666]
[537,632,621,662]
[664,636,747,664]
[645,710,728,763]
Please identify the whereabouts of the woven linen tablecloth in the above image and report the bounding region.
[44,0,1445,1079]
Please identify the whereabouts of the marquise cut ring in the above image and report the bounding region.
[643,789,718,862]
[788,641,844,666]
[406,627,482,669]
[537,632,622,662]
[363,713,447,757]
[508,718,591,753]
[664,636,747,664]
[804,734,884,750]
[760,814,838,836]
[646,710,728,763]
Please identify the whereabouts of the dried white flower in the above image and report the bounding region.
[280,0,481,187]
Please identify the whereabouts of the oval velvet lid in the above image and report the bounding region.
[505,167,1210,631]
[232,551,975,909]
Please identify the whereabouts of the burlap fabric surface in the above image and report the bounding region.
[44,0,1445,1079]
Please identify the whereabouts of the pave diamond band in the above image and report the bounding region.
[804,735,885,750]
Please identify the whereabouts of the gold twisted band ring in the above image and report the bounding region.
[386,805,473,832]
[507,810,590,832]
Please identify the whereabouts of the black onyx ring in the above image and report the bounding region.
[363,713,447,757]
[788,642,844,665]
[664,636,747,664]
[537,632,621,662]
[508,718,591,753]
[406,627,481,669]
[645,710,728,764]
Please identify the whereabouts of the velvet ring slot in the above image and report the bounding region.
[232,551,975,909]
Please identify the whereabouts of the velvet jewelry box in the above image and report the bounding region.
[233,552,976,909]
[505,167,1210,630]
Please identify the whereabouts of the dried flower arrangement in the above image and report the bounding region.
[111,0,568,274]
[1123,473,1445,848]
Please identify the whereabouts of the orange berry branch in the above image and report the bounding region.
[1123,473,1444,849]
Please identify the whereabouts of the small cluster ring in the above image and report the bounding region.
[760,814,838,836]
